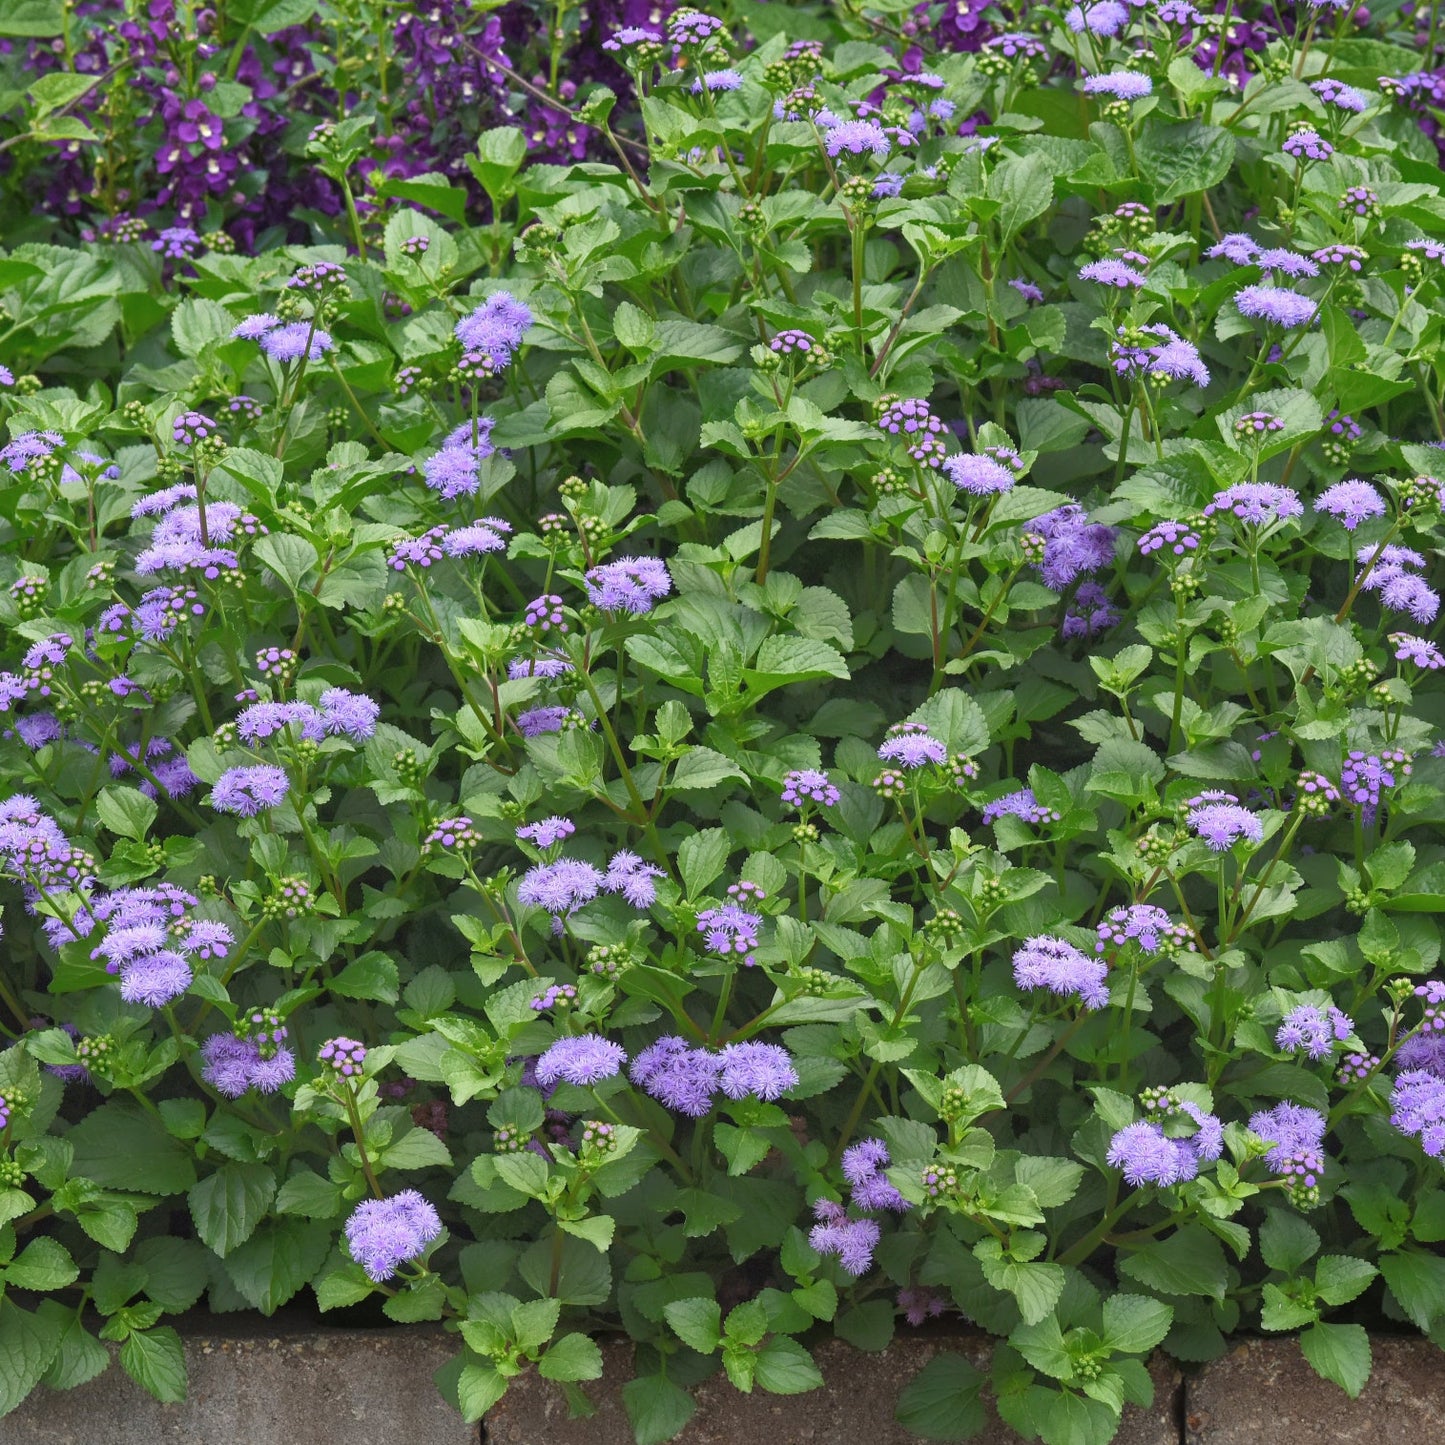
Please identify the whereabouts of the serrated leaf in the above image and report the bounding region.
[1300,1322,1371,1399]
[894,1351,987,1440]
[188,1163,276,1258]
[119,1327,187,1403]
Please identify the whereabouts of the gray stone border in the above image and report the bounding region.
[0,1326,1438,1443]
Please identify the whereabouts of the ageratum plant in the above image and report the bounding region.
[2,3,1445,1443]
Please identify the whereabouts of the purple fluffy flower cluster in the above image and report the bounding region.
[630,1037,798,1114]
[1186,791,1264,850]
[1250,1103,1327,1199]
[781,769,840,809]
[1276,1005,1354,1060]
[344,1191,443,1281]
[1024,505,1116,591]
[454,292,532,373]
[584,556,673,614]
[1012,935,1109,1009]
[877,722,947,769]
[1107,1102,1223,1187]
[1392,1072,1445,1156]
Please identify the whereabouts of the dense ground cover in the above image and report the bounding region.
[2,1,1445,1442]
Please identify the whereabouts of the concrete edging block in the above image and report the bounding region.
[0,1327,471,1445]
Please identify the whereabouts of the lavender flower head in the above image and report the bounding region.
[696,897,763,966]
[824,120,891,160]
[603,851,665,908]
[718,1041,798,1100]
[631,1036,723,1117]
[943,452,1016,496]
[1012,935,1109,1009]
[1234,285,1318,329]
[1249,1102,1327,1199]
[1025,505,1116,590]
[516,817,576,849]
[1106,1122,1198,1187]
[1392,1072,1445,1157]
[517,858,604,918]
[877,722,947,770]
[1064,0,1130,35]
[1315,480,1386,531]
[1083,72,1153,100]
[259,322,334,363]
[534,1034,627,1088]
[809,1200,880,1275]
[344,1191,443,1281]
[1186,797,1263,850]
[982,787,1061,825]
[1095,904,1183,955]
[1138,519,1202,559]
[584,556,672,614]
[454,292,532,370]
[318,1036,368,1078]
[1276,1005,1354,1060]
[781,769,841,809]
[842,1138,910,1212]
[1079,258,1147,289]
[1391,634,1445,671]
[209,765,289,816]
[119,951,193,1007]
[1202,482,1303,527]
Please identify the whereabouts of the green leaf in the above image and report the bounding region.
[667,747,747,792]
[1101,1294,1174,1355]
[894,1351,987,1441]
[27,72,96,113]
[235,0,319,32]
[120,1327,187,1404]
[188,1163,276,1258]
[0,1300,64,1416]
[380,1127,453,1170]
[1260,1283,1317,1332]
[4,1238,77,1292]
[223,1219,331,1314]
[753,1337,823,1395]
[1259,1212,1320,1275]
[66,1102,197,1196]
[0,1,64,37]
[41,1315,108,1391]
[1136,118,1235,203]
[975,1239,1064,1324]
[170,297,239,360]
[1300,1322,1371,1399]
[1118,1226,1228,1300]
[989,153,1054,246]
[1313,1255,1377,1308]
[511,1296,562,1353]
[274,1169,344,1220]
[557,1214,615,1252]
[664,1296,722,1354]
[744,637,850,692]
[678,828,731,898]
[254,533,319,593]
[622,1373,698,1445]
[1380,1251,1445,1330]
[539,1333,604,1382]
[331,952,400,1004]
[382,1275,447,1323]
[458,1360,509,1422]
